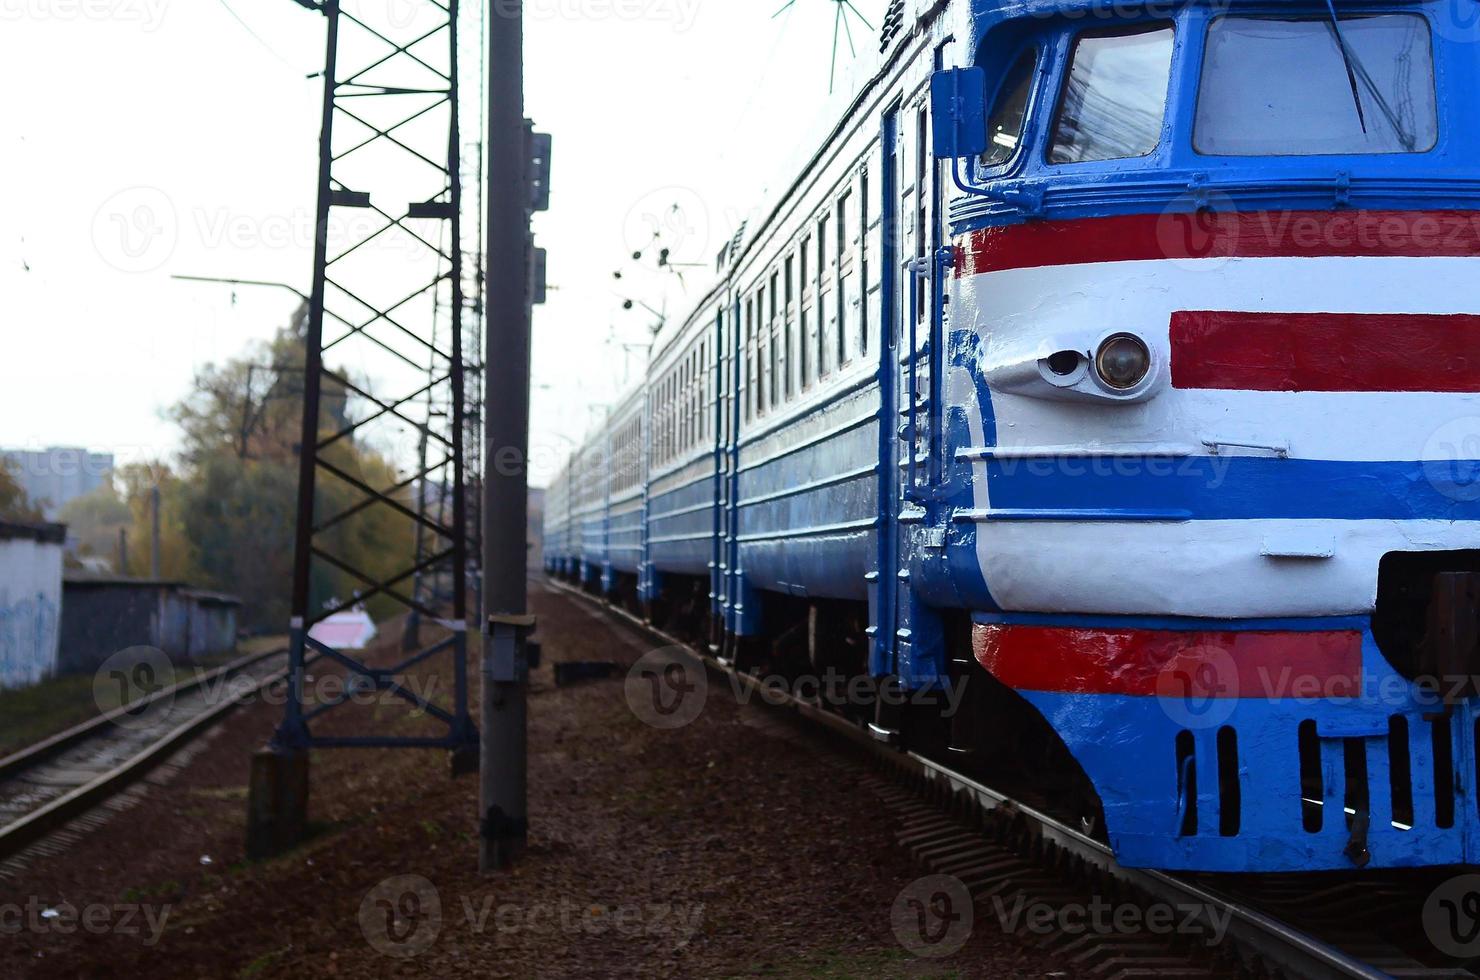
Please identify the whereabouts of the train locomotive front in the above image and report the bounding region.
[940,0,1480,872]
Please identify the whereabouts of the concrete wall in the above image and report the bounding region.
[0,527,65,690]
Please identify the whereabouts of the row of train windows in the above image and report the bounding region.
[984,13,1437,169]
[611,415,641,493]
[744,178,868,424]
[650,338,710,467]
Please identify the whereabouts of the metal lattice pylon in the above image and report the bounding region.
[274,0,476,757]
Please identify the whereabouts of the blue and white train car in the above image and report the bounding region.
[546,0,1480,873]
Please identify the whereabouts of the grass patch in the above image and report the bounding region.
[0,639,284,758]
[0,673,103,758]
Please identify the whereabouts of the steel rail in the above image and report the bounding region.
[0,648,296,861]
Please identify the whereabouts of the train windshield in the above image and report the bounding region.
[1049,25,1175,164]
[1194,14,1437,156]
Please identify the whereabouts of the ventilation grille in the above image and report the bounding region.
[880,0,907,52]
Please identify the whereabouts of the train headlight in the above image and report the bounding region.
[1094,334,1151,390]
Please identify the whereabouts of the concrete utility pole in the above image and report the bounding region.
[480,0,532,873]
[150,484,161,580]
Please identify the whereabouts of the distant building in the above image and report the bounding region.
[0,520,66,689]
[2,447,114,519]
[58,578,242,675]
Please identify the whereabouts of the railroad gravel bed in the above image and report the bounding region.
[2,578,1066,978]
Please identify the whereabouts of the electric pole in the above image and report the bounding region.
[481,0,532,872]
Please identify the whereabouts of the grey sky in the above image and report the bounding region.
[0,0,888,486]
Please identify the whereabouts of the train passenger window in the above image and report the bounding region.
[817,214,832,378]
[1195,15,1436,156]
[756,288,768,415]
[982,48,1037,167]
[799,238,812,388]
[783,256,795,401]
[769,273,780,409]
[859,169,870,356]
[1049,24,1174,164]
[745,298,754,421]
[837,190,851,368]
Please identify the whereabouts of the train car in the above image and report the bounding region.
[542,461,573,579]
[605,386,646,609]
[642,294,724,634]
[545,0,1480,874]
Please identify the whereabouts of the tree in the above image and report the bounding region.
[0,459,43,522]
[155,317,415,630]
[58,479,131,566]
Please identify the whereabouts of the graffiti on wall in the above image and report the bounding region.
[0,590,61,689]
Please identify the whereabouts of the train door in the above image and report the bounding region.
[872,97,932,681]
[870,105,903,685]
[872,90,946,729]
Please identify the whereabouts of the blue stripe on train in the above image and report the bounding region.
[983,456,1480,521]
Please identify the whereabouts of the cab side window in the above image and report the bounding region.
[1049,24,1175,164]
[982,48,1038,168]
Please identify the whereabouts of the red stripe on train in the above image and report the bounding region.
[972,624,1363,698]
[954,209,1480,276]
[1171,311,1480,392]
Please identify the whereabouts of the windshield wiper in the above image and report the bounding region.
[1324,0,1369,132]
[1322,1,1417,150]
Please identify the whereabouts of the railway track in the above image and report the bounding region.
[546,577,1480,980]
[0,647,291,867]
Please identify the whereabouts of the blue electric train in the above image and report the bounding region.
[545,0,1480,873]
